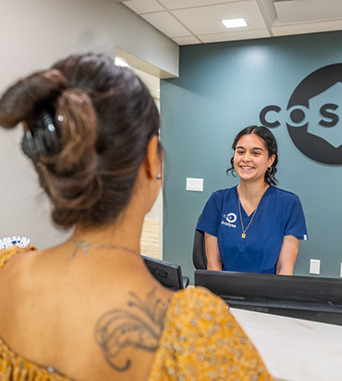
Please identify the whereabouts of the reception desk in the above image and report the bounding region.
[195,270,342,325]
[230,308,342,381]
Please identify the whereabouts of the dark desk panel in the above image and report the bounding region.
[195,270,342,326]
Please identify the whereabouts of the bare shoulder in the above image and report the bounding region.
[0,249,42,339]
[0,248,39,290]
[0,249,175,381]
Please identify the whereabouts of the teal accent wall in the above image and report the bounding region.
[161,31,342,283]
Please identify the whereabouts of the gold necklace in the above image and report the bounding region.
[68,238,141,260]
[238,186,268,239]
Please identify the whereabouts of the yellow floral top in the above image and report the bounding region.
[149,287,273,381]
[0,247,273,381]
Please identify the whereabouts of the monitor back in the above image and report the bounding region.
[142,255,184,290]
[195,270,342,325]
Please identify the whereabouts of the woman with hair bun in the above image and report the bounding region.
[197,126,308,275]
[0,54,272,381]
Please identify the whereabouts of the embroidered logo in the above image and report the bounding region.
[226,213,237,223]
[221,213,237,228]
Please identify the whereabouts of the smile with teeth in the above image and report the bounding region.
[240,166,254,170]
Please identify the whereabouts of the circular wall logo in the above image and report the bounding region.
[226,213,237,223]
[259,64,342,165]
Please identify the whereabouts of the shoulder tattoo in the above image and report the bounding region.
[94,288,170,372]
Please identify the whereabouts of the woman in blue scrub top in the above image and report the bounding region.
[197,126,308,275]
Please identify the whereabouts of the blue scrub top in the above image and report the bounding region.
[196,186,308,274]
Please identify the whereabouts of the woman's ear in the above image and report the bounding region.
[144,135,161,179]
[268,154,276,168]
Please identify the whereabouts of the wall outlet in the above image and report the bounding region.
[309,259,320,275]
[186,177,203,192]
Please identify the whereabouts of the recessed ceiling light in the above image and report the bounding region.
[222,18,247,29]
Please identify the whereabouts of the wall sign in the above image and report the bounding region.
[259,64,342,164]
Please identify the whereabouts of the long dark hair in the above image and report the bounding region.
[0,53,160,229]
[226,125,278,185]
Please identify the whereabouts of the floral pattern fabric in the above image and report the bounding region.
[148,287,273,381]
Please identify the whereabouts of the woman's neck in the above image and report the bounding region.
[237,181,269,209]
[69,167,157,256]
[71,206,144,254]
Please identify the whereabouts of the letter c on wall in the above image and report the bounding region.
[259,105,281,128]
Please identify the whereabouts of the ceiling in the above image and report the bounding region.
[118,0,342,45]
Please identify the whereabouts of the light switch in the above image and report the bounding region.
[186,177,203,192]
[309,259,320,275]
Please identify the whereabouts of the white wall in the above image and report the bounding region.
[0,0,178,249]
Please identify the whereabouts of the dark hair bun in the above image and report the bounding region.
[0,53,160,230]
[0,69,68,129]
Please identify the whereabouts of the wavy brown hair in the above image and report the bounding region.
[0,54,160,229]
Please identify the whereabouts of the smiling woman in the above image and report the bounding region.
[196,125,308,275]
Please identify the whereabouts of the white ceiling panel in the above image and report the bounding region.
[172,36,202,45]
[141,12,192,38]
[122,0,342,46]
[200,28,270,43]
[274,0,342,24]
[123,1,164,14]
[172,2,268,35]
[272,18,342,37]
[159,0,241,10]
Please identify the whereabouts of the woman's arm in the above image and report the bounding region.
[204,233,223,271]
[276,235,300,275]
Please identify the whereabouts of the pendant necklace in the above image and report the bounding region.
[68,238,141,260]
[238,185,268,239]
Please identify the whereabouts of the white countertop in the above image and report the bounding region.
[230,308,342,381]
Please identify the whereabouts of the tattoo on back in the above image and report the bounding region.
[94,288,170,372]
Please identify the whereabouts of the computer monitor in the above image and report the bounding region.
[195,270,342,326]
[142,255,184,290]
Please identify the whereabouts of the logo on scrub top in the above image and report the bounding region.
[221,213,237,228]
[226,213,237,223]
[259,64,342,165]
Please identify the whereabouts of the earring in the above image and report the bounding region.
[156,174,162,180]
[267,167,272,173]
